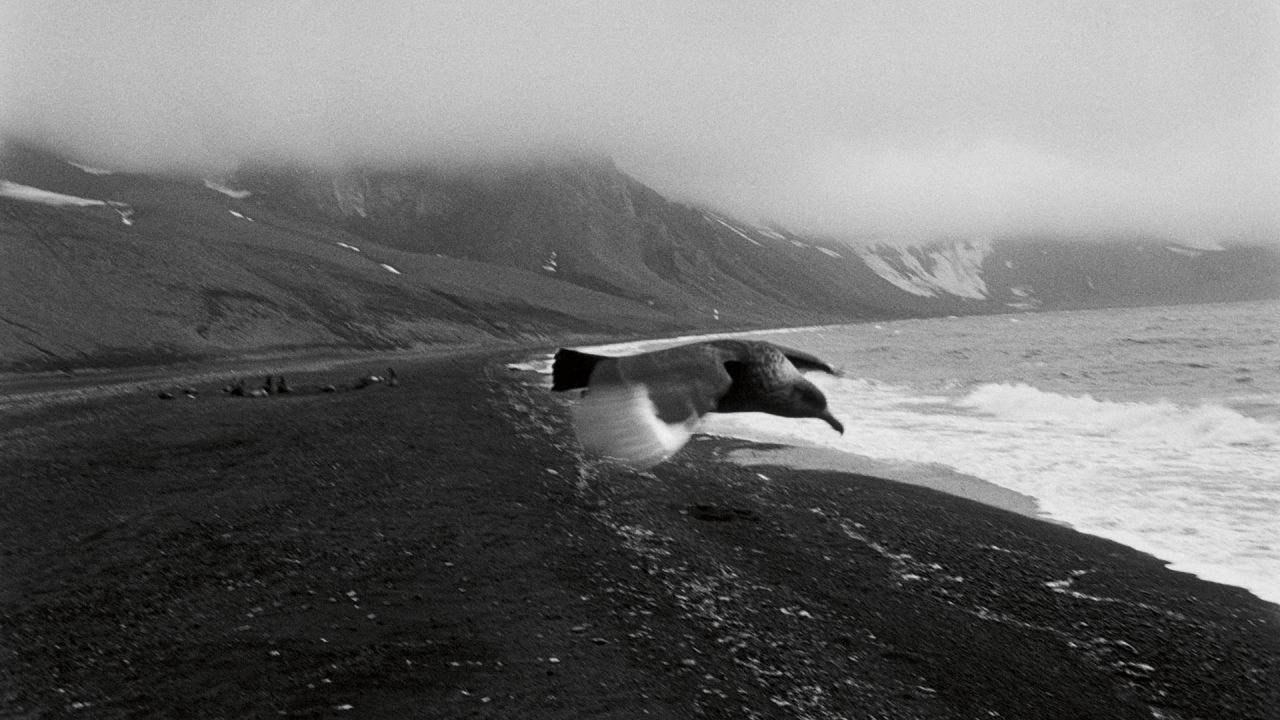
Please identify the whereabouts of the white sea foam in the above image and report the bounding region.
[701,372,1280,604]
[577,323,841,358]
[957,383,1280,448]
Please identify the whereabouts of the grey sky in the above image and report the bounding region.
[2,1,1277,244]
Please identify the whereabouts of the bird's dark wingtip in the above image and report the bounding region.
[775,345,840,376]
[552,348,605,392]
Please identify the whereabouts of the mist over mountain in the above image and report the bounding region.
[2,143,1277,371]
[2,1,1277,244]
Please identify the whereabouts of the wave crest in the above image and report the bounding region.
[956,383,1279,448]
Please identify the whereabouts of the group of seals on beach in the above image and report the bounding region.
[224,375,292,398]
[155,367,400,400]
[352,367,398,390]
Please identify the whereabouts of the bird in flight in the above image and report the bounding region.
[552,339,843,468]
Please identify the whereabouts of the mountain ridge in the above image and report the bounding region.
[2,143,1277,371]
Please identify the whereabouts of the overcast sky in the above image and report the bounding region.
[2,1,1277,244]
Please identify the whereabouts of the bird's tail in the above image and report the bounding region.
[552,348,605,391]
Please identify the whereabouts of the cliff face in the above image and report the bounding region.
[852,237,1280,312]
[1,143,1277,371]
[0,150,691,371]
[242,161,1280,318]
[237,160,904,323]
[980,239,1280,310]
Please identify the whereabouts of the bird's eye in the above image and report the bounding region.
[795,386,820,407]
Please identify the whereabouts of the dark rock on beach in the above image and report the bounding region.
[1,350,1277,718]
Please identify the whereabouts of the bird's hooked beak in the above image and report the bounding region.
[819,410,844,435]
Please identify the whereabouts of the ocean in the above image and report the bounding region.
[579,299,1280,606]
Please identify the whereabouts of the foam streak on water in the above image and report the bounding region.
[593,300,1280,605]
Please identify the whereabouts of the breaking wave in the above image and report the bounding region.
[956,383,1279,448]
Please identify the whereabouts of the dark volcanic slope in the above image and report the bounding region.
[2,353,1275,719]
[0,150,691,371]
[239,160,913,322]
[7,142,1277,372]
[0,145,890,372]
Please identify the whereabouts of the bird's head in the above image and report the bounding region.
[786,378,844,435]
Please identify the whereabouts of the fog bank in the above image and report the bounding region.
[2,1,1277,244]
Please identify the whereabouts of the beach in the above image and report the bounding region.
[2,349,1277,719]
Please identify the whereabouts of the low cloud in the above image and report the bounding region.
[2,1,1277,245]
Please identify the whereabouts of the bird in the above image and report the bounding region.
[552,339,843,468]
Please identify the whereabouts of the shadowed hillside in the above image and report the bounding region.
[2,143,1277,371]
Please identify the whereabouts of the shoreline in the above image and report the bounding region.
[557,324,1280,610]
[2,349,1278,717]
[513,368,1280,717]
[720,443,1052,523]
[9,345,1262,605]
[718,443,1280,611]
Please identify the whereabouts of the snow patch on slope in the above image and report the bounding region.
[66,161,114,176]
[704,213,763,246]
[204,179,252,199]
[1,180,106,207]
[1165,245,1216,258]
[787,238,844,259]
[380,263,402,275]
[857,240,990,300]
[1,181,136,227]
[754,225,787,241]
[332,176,368,217]
[1007,286,1040,310]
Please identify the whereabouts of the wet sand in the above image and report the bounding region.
[722,445,1050,522]
[2,349,1278,718]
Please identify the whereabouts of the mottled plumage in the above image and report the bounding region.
[553,339,842,468]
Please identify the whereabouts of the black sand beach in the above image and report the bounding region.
[2,349,1278,719]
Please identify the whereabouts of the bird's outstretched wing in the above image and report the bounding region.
[570,345,733,468]
[560,340,841,468]
[571,381,701,469]
[774,344,840,375]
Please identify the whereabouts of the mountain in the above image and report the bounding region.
[853,237,1280,312]
[2,143,1277,371]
